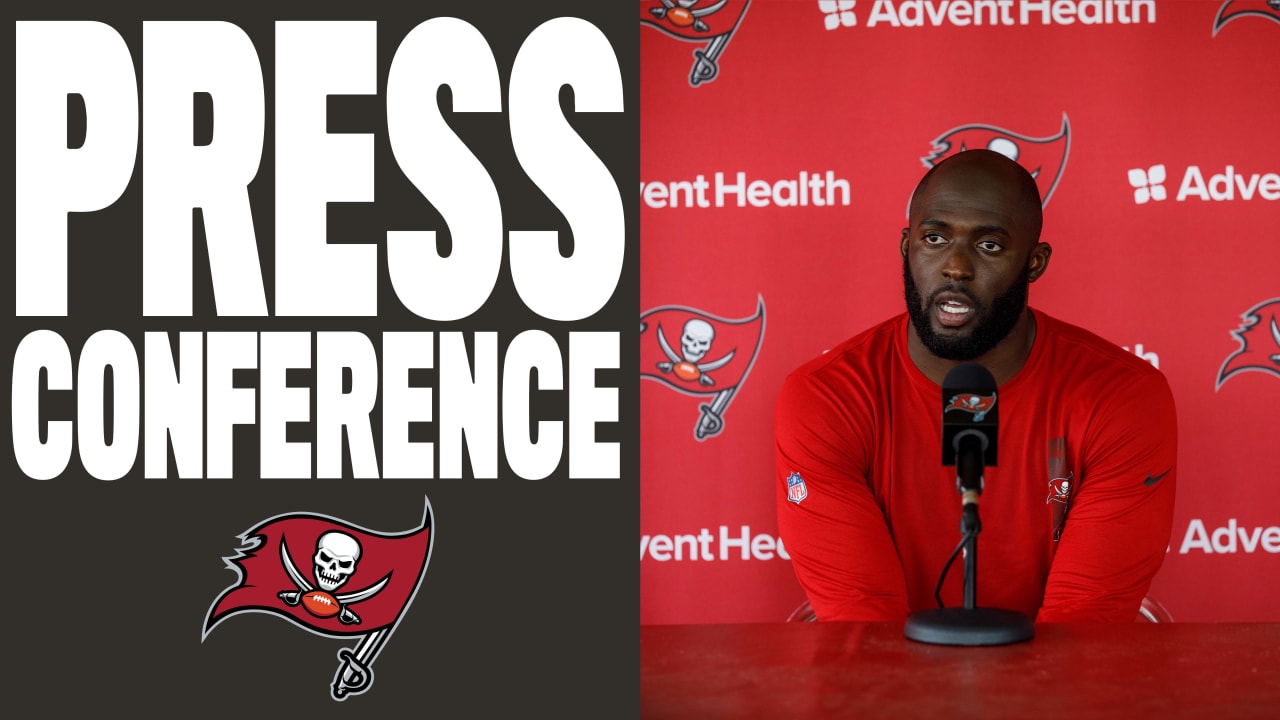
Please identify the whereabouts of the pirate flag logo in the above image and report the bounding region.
[204,500,433,701]
[923,114,1072,207]
[1047,438,1072,542]
[641,297,765,439]
[1213,0,1280,35]
[1215,297,1280,390]
[1047,473,1072,505]
[944,392,997,422]
[641,0,752,86]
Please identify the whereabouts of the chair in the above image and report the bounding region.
[1136,595,1173,623]
[786,595,1173,623]
[786,599,817,622]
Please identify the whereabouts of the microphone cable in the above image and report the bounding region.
[933,526,978,609]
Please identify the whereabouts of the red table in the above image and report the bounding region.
[641,622,1280,719]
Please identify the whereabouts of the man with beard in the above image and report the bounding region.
[775,150,1176,622]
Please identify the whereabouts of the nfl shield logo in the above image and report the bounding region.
[786,472,808,504]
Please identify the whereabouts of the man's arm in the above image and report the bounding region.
[1039,371,1177,622]
[775,371,909,621]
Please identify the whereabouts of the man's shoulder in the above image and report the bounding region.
[789,314,905,382]
[1037,310,1169,390]
[777,315,905,433]
[777,314,905,413]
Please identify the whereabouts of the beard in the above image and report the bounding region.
[903,257,1030,361]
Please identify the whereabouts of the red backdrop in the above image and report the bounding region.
[640,0,1280,624]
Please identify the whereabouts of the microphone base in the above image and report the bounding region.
[904,607,1035,646]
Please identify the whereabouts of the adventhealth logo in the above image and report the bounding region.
[819,0,1156,29]
[1180,518,1280,554]
[1129,163,1280,204]
[640,171,852,209]
[641,526,790,561]
[1128,164,1167,204]
[820,1,858,28]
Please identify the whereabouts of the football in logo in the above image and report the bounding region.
[303,590,342,618]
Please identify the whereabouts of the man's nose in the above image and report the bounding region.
[941,244,975,281]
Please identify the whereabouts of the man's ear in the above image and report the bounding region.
[900,228,910,258]
[1028,242,1052,282]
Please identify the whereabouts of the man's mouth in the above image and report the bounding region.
[933,295,975,328]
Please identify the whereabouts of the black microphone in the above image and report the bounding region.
[941,363,999,506]
[904,361,1032,647]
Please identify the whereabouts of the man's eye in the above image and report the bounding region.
[923,233,946,244]
[977,240,1003,252]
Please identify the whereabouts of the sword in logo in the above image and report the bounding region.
[274,538,394,700]
[332,629,390,699]
[690,33,730,86]
[696,387,736,439]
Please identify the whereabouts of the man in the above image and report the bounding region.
[775,149,1176,622]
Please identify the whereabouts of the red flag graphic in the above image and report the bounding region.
[640,298,764,397]
[1214,0,1280,35]
[1216,298,1280,389]
[640,0,751,41]
[923,115,1071,207]
[641,0,752,86]
[640,298,765,439]
[205,504,431,638]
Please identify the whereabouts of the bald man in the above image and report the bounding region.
[775,150,1177,622]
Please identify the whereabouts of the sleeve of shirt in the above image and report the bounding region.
[1038,370,1177,622]
[775,369,909,621]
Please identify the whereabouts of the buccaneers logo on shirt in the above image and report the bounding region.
[1047,439,1073,542]
[1047,473,1072,505]
[922,115,1071,207]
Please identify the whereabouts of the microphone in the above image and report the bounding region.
[941,363,999,507]
[904,361,1032,647]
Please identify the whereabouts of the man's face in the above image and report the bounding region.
[900,164,1045,361]
[903,255,1028,361]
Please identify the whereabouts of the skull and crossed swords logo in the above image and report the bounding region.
[277,531,389,625]
[655,318,736,386]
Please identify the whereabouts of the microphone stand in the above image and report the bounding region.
[961,501,978,610]
[904,441,1035,646]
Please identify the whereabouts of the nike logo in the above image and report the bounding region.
[1144,469,1171,487]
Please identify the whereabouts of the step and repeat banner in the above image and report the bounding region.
[641,0,1279,624]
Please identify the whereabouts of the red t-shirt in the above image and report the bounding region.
[775,309,1177,622]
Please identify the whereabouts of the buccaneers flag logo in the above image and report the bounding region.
[1213,0,1280,35]
[1047,474,1072,505]
[204,500,433,701]
[923,114,1071,207]
[641,297,765,439]
[1216,298,1280,390]
[641,0,752,86]
[944,392,997,422]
